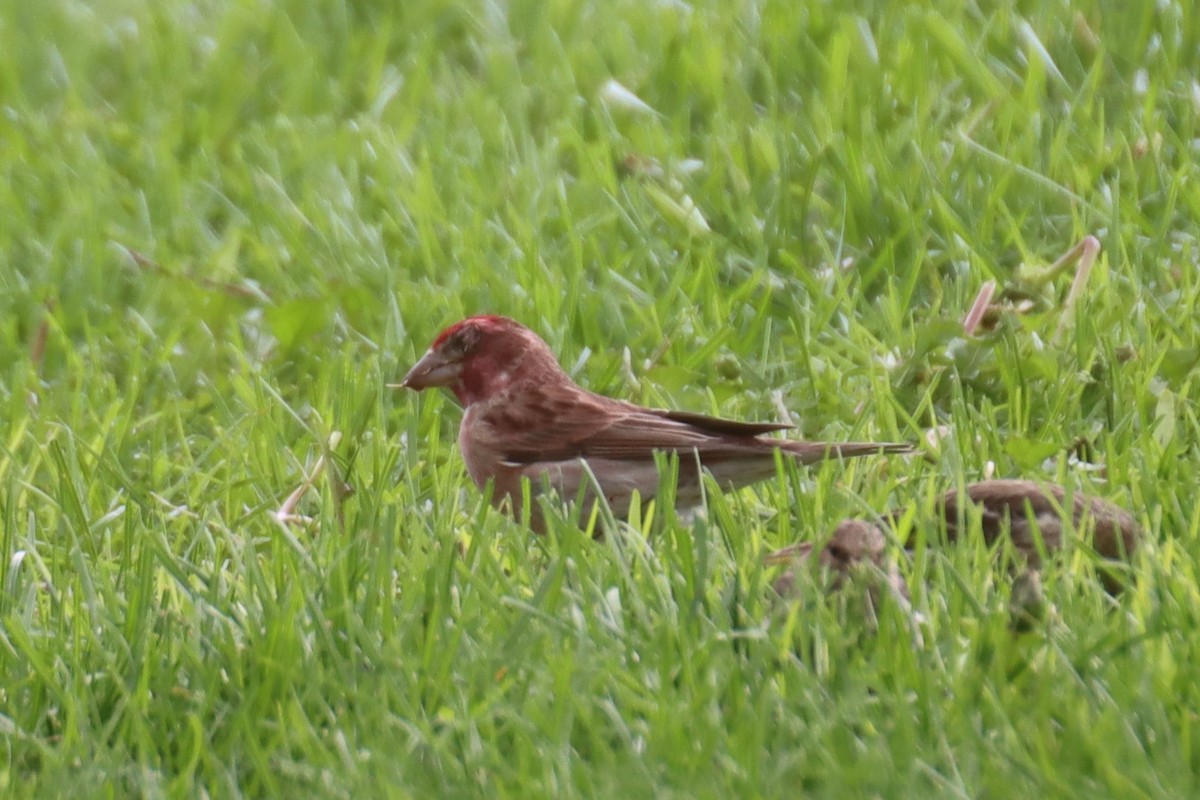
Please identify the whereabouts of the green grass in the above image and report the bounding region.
[2,0,1199,796]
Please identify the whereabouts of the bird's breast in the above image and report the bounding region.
[458,407,492,489]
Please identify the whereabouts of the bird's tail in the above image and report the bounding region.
[779,440,916,465]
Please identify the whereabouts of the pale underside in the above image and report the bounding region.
[502,452,785,521]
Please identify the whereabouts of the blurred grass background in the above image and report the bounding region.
[1,0,1199,796]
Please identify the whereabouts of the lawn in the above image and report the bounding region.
[2,0,1199,796]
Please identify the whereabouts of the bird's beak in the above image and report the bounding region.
[762,542,814,567]
[397,349,462,390]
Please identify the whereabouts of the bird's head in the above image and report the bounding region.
[399,315,564,406]
[822,520,886,569]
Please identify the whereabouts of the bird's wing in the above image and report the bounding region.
[655,408,794,437]
[939,480,1068,547]
[491,388,791,465]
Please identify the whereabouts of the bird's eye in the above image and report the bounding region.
[443,327,478,359]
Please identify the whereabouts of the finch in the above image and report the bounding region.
[766,479,1141,601]
[400,315,910,530]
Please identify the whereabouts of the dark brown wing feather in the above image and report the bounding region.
[656,408,793,436]
[492,385,906,466]
[932,479,1139,562]
[500,402,783,463]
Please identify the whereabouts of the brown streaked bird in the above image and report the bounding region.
[765,519,905,599]
[934,479,1140,566]
[399,315,912,531]
[765,479,1142,614]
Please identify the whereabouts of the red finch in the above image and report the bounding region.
[400,315,911,531]
[766,479,1141,603]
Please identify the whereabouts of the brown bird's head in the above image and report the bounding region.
[400,315,567,406]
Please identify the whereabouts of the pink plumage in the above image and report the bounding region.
[401,315,910,531]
